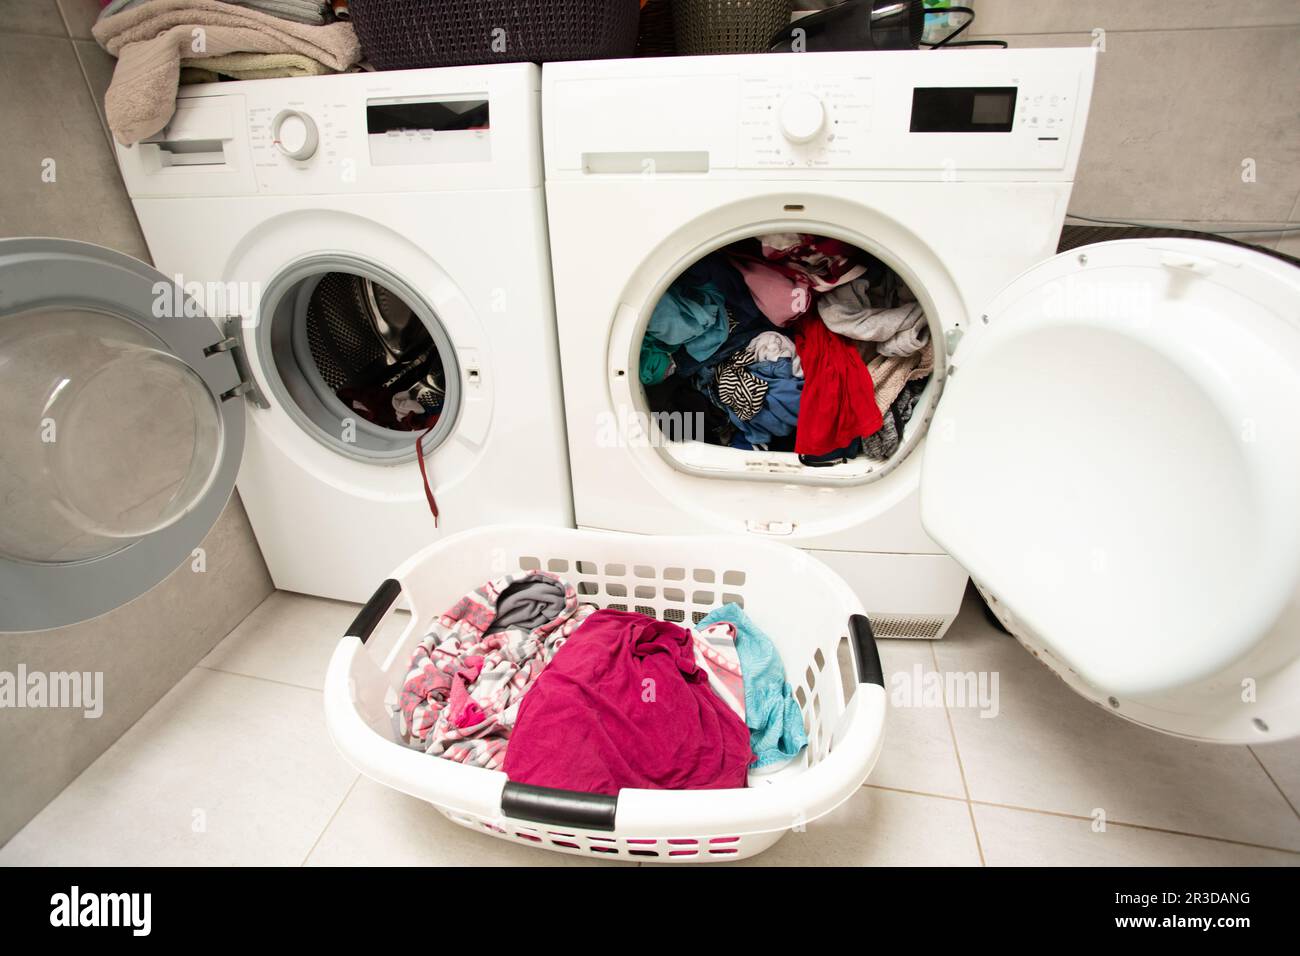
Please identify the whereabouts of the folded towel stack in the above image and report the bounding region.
[94,0,360,146]
[101,0,332,26]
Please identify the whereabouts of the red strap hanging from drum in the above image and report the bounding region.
[415,423,439,528]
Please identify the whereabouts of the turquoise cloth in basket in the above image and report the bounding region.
[696,603,808,770]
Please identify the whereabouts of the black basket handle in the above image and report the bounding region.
[501,782,618,832]
[849,614,885,687]
[346,578,402,644]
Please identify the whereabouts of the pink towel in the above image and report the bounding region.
[504,610,753,795]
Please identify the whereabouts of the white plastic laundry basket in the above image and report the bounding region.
[324,526,887,862]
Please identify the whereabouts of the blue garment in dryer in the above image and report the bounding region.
[662,253,775,374]
[701,357,802,447]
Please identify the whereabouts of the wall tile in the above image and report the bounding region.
[0,0,67,37]
[983,29,1300,224]
[968,0,1300,35]
[57,0,101,40]
[0,33,148,261]
[0,495,273,846]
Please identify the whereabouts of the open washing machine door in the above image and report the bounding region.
[920,238,1300,743]
[0,238,251,631]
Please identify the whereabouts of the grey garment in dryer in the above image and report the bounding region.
[0,238,246,632]
[817,276,930,357]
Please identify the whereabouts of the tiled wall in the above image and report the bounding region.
[0,0,275,846]
[967,0,1300,255]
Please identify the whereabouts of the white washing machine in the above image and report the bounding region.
[0,63,572,630]
[543,50,1300,742]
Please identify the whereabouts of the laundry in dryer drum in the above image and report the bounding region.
[640,233,935,462]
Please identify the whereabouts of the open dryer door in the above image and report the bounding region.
[0,239,249,632]
[920,238,1300,743]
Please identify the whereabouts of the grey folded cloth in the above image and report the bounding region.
[817,277,930,357]
[93,0,359,145]
[101,0,330,25]
[227,0,330,25]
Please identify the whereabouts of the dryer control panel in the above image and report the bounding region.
[545,48,1097,182]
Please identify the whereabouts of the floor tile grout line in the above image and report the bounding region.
[969,798,1300,856]
[194,662,323,694]
[300,773,360,867]
[1246,745,1300,821]
[69,38,118,157]
[862,780,1300,857]
[864,783,969,804]
[929,641,986,865]
[0,29,71,40]
[54,1,74,39]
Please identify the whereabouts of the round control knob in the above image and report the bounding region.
[271,109,319,161]
[779,92,826,144]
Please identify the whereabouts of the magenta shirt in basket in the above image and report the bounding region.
[503,609,754,796]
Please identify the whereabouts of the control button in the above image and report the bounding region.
[271,109,318,161]
[779,92,826,144]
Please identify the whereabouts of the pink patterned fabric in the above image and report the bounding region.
[503,610,753,795]
[729,234,867,327]
[398,572,593,770]
[728,256,811,327]
[759,233,868,292]
[693,621,745,720]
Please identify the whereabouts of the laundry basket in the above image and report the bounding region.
[349,0,642,70]
[671,0,793,55]
[324,525,887,862]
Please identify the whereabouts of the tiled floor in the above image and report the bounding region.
[2,587,1297,866]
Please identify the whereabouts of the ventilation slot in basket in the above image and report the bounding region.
[516,556,749,625]
[869,614,948,640]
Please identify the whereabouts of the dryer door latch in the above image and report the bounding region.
[945,326,964,356]
[747,519,796,536]
[205,316,270,409]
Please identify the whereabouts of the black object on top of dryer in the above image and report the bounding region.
[769,0,925,53]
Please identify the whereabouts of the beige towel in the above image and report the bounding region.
[859,339,935,414]
[180,51,334,84]
[93,0,360,145]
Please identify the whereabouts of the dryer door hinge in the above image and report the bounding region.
[204,316,270,409]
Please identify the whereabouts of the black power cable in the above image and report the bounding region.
[922,5,1009,49]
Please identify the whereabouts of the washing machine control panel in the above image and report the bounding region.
[248,99,352,182]
[116,65,542,199]
[270,109,319,161]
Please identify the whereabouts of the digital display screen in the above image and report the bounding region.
[910,87,1017,133]
[366,98,490,135]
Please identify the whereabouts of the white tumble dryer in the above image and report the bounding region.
[0,63,572,631]
[542,50,1300,743]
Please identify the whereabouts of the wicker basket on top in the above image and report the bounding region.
[349,0,642,71]
[671,0,793,55]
